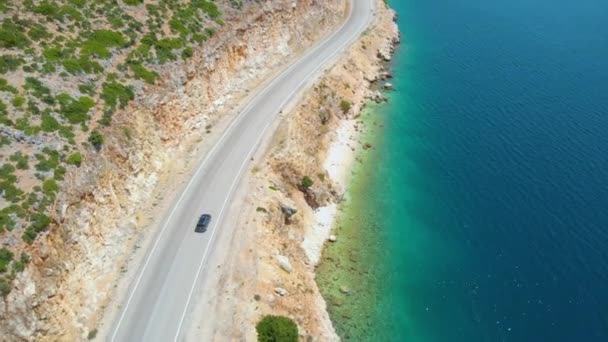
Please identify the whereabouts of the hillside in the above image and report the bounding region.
[1,0,228,290]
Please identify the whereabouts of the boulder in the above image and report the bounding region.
[280,204,297,224]
[384,82,393,90]
[276,255,293,273]
[328,235,337,242]
[274,287,288,296]
[339,286,351,294]
[371,91,386,103]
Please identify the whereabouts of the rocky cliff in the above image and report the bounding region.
[0,1,348,340]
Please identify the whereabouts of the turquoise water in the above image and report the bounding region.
[318,0,608,340]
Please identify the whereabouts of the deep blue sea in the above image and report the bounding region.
[318,0,608,340]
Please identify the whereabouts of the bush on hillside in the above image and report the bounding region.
[256,315,298,342]
[301,176,314,189]
[339,100,351,113]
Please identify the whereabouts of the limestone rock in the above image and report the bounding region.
[274,287,288,296]
[276,255,293,273]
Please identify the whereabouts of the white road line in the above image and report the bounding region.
[173,2,375,340]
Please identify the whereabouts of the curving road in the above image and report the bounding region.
[109,0,375,340]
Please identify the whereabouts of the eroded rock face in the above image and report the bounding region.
[0,1,348,340]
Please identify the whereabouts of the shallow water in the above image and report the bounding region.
[317,0,608,340]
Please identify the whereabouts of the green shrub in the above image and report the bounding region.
[123,0,142,5]
[301,175,314,189]
[12,96,25,107]
[78,83,96,96]
[62,58,103,75]
[102,81,134,110]
[43,47,68,62]
[194,0,221,19]
[0,180,23,203]
[22,213,52,244]
[24,77,51,99]
[35,150,60,171]
[12,253,30,272]
[129,62,158,84]
[0,276,11,297]
[339,100,351,113]
[0,55,24,74]
[9,152,29,170]
[28,25,53,41]
[42,178,59,194]
[33,1,61,20]
[56,94,95,124]
[88,130,104,150]
[182,46,193,60]
[256,315,298,342]
[59,4,84,22]
[41,113,61,132]
[0,78,17,93]
[66,152,82,166]
[81,30,127,59]
[0,247,14,273]
[54,165,66,180]
[0,21,30,48]
[154,38,183,63]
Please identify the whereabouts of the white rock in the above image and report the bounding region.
[274,287,288,296]
[329,235,337,242]
[276,255,293,273]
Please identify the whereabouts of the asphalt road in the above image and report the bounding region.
[109,1,375,340]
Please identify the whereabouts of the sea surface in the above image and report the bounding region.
[316,0,608,341]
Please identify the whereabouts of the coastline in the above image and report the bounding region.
[191,1,400,339]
